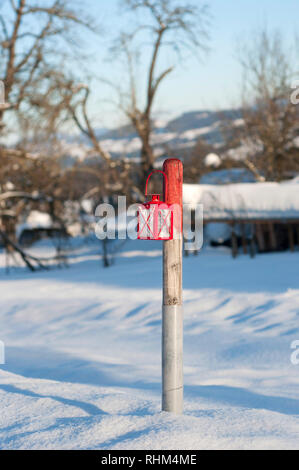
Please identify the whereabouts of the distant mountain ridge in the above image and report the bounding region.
[59,108,243,164]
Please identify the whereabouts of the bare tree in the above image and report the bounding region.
[105,0,210,187]
[235,30,299,181]
[0,0,95,126]
[0,0,98,269]
[47,0,210,197]
[50,78,145,201]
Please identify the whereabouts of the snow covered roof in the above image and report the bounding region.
[183,181,299,220]
[16,210,56,238]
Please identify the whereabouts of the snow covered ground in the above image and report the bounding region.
[0,240,299,449]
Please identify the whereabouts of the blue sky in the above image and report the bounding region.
[73,0,299,128]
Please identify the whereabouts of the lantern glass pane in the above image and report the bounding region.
[158,208,171,238]
[139,205,155,239]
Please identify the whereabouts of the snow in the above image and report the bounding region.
[16,211,54,239]
[204,153,221,168]
[225,140,263,162]
[23,211,53,229]
[81,199,94,214]
[54,109,239,163]
[3,181,15,191]
[180,127,215,140]
[232,118,245,127]
[101,138,142,154]
[151,132,177,145]
[285,175,299,184]
[0,241,299,449]
[183,182,299,219]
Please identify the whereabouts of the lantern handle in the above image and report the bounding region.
[145,170,168,198]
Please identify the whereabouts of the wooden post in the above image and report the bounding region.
[162,158,183,414]
[231,224,238,258]
[296,225,299,249]
[268,222,277,251]
[288,224,295,252]
[256,223,265,252]
[249,223,256,258]
[241,223,247,255]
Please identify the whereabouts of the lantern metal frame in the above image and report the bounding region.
[137,170,174,241]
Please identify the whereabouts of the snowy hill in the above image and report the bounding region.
[59,109,242,163]
[0,240,299,449]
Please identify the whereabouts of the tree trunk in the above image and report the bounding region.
[140,135,155,191]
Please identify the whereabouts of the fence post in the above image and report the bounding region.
[162,158,183,414]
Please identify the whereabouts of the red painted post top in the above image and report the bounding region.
[163,159,183,206]
[163,158,183,234]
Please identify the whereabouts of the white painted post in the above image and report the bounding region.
[162,158,183,414]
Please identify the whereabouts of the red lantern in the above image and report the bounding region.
[137,170,173,240]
